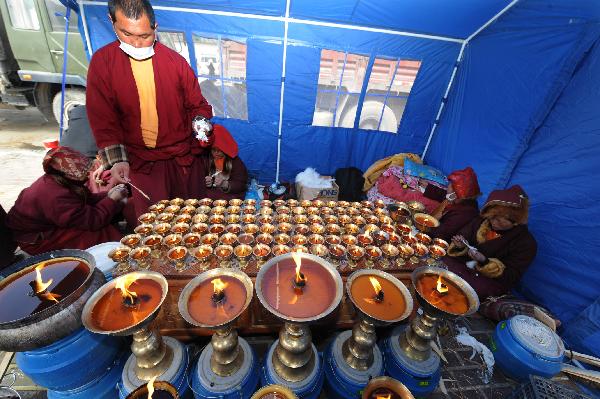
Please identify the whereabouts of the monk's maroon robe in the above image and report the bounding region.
[6,175,123,254]
[430,200,479,242]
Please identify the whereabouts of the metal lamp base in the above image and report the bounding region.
[324,330,384,399]
[261,339,324,399]
[119,337,189,398]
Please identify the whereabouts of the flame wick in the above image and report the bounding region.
[116,275,138,306]
[376,394,392,399]
[292,251,306,287]
[146,375,157,399]
[31,264,61,303]
[211,278,228,303]
[436,275,449,295]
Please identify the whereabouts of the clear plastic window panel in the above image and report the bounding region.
[44,0,78,32]
[193,35,248,121]
[159,32,190,65]
[362,58,422,133]
[7,0,40,30]
[313,50,369,128]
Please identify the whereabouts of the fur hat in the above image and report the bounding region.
[481,185,529,225]
[448,166,480,199]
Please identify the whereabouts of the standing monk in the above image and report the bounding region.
[86,0,213,228]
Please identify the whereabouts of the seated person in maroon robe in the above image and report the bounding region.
[6,147,128,255]
[430,166,481,242]
[204,124,248,200]
[443,185,537,300]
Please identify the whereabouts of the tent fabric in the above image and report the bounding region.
[70,0,600,354]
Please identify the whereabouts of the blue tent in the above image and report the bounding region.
[71,0,600,358]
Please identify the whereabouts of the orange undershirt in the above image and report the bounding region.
[130,58,159,148]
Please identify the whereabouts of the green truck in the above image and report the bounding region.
[0,0,87,124]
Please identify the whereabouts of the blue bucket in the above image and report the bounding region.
[382,324,441,398]
[491,315,564,382]
[47,351,128,399]
[190,338,260,399]
[16,327,122,391]
[324,331,384,399]
[261,340,324,399]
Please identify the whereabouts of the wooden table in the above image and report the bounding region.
[127,255,430,341]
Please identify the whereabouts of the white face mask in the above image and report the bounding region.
[118,39,155,60]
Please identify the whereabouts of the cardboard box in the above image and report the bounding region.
[296,176,339,201]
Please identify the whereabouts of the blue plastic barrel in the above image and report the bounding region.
[491,315,564,382]
[190,338,259,399]
[261,340,324,399]
[47,351,128,399]
[382,325,441,398]
[324,331,384,399]
[16,327,122,391]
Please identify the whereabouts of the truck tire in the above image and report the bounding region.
[52,87,86,128]
[339,100,398,132]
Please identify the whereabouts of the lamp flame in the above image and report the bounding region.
[436,275,449,294]
[375,394,391,399]
[363,276,385,304]
[116,274,138,305]
[212,278,228,296]
[146,375,157,399]
[33,264,61,303]
[292,251,306,285]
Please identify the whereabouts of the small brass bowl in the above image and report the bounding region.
[364,224,380,234]
[312,199,325,208]
[365,245,382,263]
[413,213,440,233]
[415,233,432,245]
[237,233,255,246]
[214,244,234,261]
[199,198,213,206]
[137,212,156,225]
[413,243,429,257]
[346,245,365,262]
[260,199,272,208]
[120,234,142,248]
[277,222,293,234]
[241,214,257,224]
[170,198,185,207]
[292,206,306,215]
[338,201,350,207]
[402,234,418,246]
[365,215,380,224]
[260,223,276,235]
[234,244,252,264]
[243,223,259,235]
[323,214,338,224]
[334,206,346,215]
[359,207,373,216]
[276,206,291,215]
[227,205,241,215]
[294,224,310,235]
[164,233,183,248]
[319,207,334,216]
[256,233,274,246]
[196,205,212,214]
[158,199,171,206]
[191,222,209,234]
[165,205,181,214]
[433,238,449,250]
[381,243,399,259]
[380,223,396,234]
[341,234,358,246]
[174,214,192,225]
[310,224,325,235]
[308,215,323,225]
[352,216,367,226]
[229,198,243,207]
[326,200,338,208]
[226,223,242,234]
[407,200,425,214]
[300,200,312,208]
[379,215,393,225]
[257,215,274,225]
[372,230,389,246]
[184,198,199,207]
[192,244,213,262]
[134,224,153,237]
[325,235,342,246]
[156,212,175,223]
[153,222,171,236]
[388,232,402,244]
[308,234,324,246]
[130,245,151,269]
[242,206,257,215]
[310,244,329,257]
[220,232,238,246]
[286,199,299,207]
[226,214,241,224]
[171,222,190,235]
[273,199,286,208]
[429,245,447,259]
[253,243,271,260]
[208,224,225,235]
[398,244,415,259]
[306,206,319,216]
[291,234,308,246]
[339,214,352,225]
[272,244,291,257]
[108,246,130,271]
[211,206,226,215]
[167,245,188,263]
[143,235,163,258]
[201,233,219,246]
[179,205,196,215]
[291,244,309,254]
[346,207,360,216]
[396,224,412,235]
[325,224,342,235]
[374,199,386,209]
[275,214,292,224]
[357,233,374,247]
[244,199,257,207]
[214,199,228,207]
[258,207,273,216]
[328,244,346,260]
[183,233,201,249]
[148,203,165,213]
[274,233,291,245]
[209,214,226,225]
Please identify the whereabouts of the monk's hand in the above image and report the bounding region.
[92,164,105,184]
[214,173,228,189]
[205,175,213,187]
[468,248,487,263]
[111,162,130,184]
[476,261,505,278]
[108,184,128,201]
[452,235,466,249]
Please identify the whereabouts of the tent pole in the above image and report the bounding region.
[421,0,521,160]
[78,0,93,58]
[275,0,291,184]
